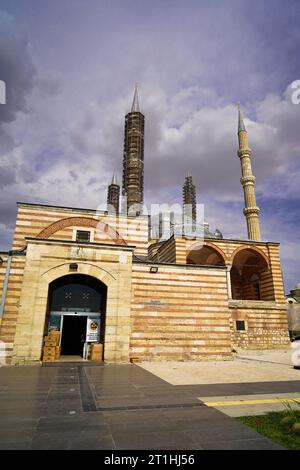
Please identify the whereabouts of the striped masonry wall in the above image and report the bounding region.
[130,262,232,361]
[230,302,290,349]
[188,239,288,348]
[12,203,149,256]
[151,237,176,263]
[266,243,286,303]
[182,238,285,303]
[146,237,289,350]
[0,253,8,330]
[0,254,26,357]
[148,241,162,260]
[0,202,149,361]
[175,238,187,263]
[149,237,284,306]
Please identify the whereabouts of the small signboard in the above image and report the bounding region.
[48,315,61,334]
[86,318,100,342]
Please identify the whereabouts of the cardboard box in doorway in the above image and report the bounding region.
[90,343,103,361]
[49,330,60,345]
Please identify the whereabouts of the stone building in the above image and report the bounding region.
[0,88,289,365]
[286,284,300,339]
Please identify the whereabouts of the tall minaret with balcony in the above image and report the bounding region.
[107,172,120,214]
[122,84,145,215]
[237,104,261,241]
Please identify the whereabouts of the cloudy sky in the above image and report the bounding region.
[0,0,299,291]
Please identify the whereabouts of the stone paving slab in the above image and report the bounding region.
[236,349,294,365]
[0,363,288,450]
[139,351,300,385]
[178,380,300,397]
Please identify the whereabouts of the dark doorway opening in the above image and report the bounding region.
[61,316,87,356]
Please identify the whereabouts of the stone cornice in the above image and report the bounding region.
[229,300,286,311]
[237,149,252,158]
[243,207,260,216]
[25,237,136,251]
[240,175,255,185]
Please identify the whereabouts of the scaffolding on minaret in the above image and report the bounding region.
[183,174,197,233]
[107,171,120,215]
[122,84,145,215]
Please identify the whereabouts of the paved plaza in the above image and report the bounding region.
[0,356,299,450]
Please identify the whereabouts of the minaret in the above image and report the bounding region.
[107,172,120,214]
[183,174,197,234]
[122,84,145,215]
[182,174,197,225]
[237,104,261,241]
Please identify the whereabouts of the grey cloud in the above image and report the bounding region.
[0,160,16,186]
[0,11,36,156]
[0,11,36,124]
[36,72,63,97]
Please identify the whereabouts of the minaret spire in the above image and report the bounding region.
[131,82,140,113]
[237,102,246,132]
[236,104,261,241]
[111,170,117,185]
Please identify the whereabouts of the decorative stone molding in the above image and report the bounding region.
[243,207,260,216]
[237,149,251,158]
[240,175,256,185]
[228,299,280,310]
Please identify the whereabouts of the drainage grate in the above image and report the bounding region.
[78,367,97,412]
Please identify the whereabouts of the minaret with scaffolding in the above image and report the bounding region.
[107,172,120,214]
[122,84,145,215]
[183,174,197,234]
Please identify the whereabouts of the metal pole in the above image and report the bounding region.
[0,252,12,320]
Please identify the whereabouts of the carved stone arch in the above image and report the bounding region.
[202,241,228,263]
[230,245,274,301]
[35,217,127,245]
[187,241,227,265]
[231,245,269,268]
[41,261,116,286]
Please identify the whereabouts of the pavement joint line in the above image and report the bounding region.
[204,397,300,407]
[78,366,97,412]
[96,402,206,412]
[237,356,293,366]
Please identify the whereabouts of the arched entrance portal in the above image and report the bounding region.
[46,274,107,359]
[230,248,274,301]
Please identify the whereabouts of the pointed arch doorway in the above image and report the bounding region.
[46,274,107,360]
